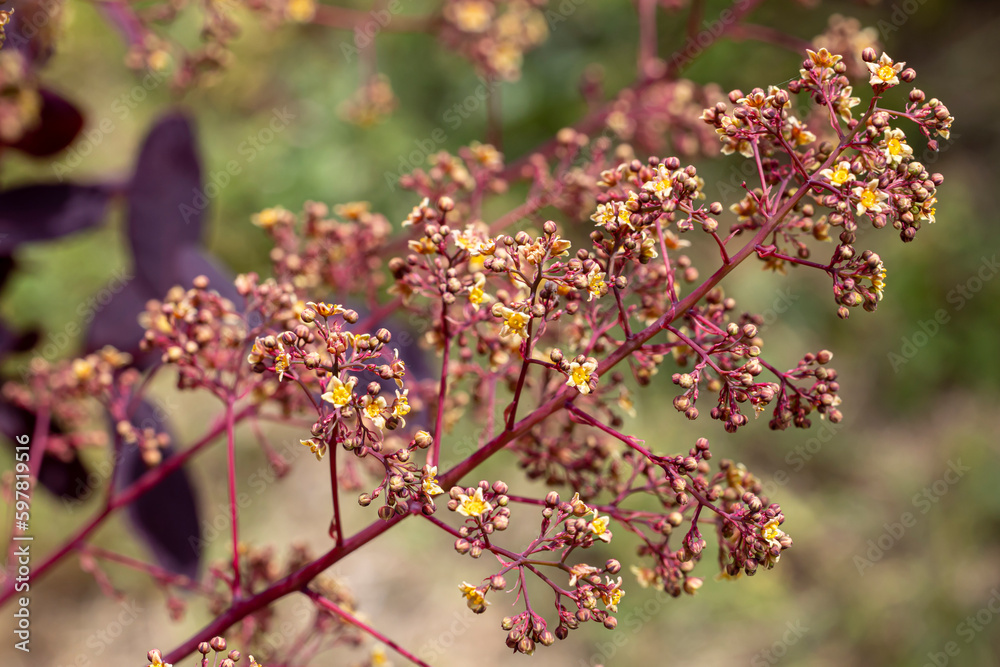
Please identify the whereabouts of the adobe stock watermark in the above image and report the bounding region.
[758,419,842,500]
[876,0,933,40]
[53,598,143,667]
[749,619,810,666]
[179,107,296,223]
[51,70,169,181]
[383,76,504,191]
[60,394,180,513]
[921,587,1000,667]
[888,254,999,372]
[854,458,969,575]
[339,0,412,62]
[15,266,134,384]
[668,0,756,73]
[381,0,588,192]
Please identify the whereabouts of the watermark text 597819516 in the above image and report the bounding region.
[10,434,33,652]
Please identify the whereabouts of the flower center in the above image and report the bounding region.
[877,64,895,82]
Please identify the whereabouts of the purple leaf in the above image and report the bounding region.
[8,89,84,157]
[81,276,159,367]
[114,400,202,579]
[127,113,204,289]
[0,184,112,250]
[0,401,93,501]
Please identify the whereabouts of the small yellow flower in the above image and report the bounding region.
[285,0,316,22]
[370,645,391,667]
[392,389,410,420]
[300,438,326,462]
[919,197,937,224]
[599,576,625,612]
[587,509,612,543]
[458,581,489,612]
[661,228,691,251]
[834,86,861,122]
[867,52,904,87]
[785,116,816,146]
[568,492,590,516]
[252,206,287,229]
[422,466,444,497]
[408,236,438,255]
[568,563,601,587]
[882,128,913,167]
[72,358,94,381]
[870,261,887,301]
[566,358,598,395]
[274,351,291,382]
[630,565,660,589]
[447,1,493,33]
[468,273,490,311]
[495,305,530,342]
[818,161,853,187]
[321,376,357,408]
[585,266,606,302]
[852,179,888,216]
[147,651,172,667]
[760,518,786,548]
[469,141,503,170]
[456,487,492,517]
[361,395,388,430]
[642,164,674,199]
[402,197,430,227]
[617,389,637,418]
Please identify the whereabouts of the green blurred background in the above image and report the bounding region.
[2,0,999,665]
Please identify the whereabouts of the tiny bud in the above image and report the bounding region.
[543,220,558,234]
[210,637,227,652]
[603,616,617,630]
[862,47,877,63]
[683,577,703,595]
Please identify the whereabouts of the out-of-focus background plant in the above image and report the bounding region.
[0,0,998,665]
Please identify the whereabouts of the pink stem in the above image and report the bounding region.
[303,588,432,667]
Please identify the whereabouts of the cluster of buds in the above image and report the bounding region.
[357,430,444,519]
[338,73,398,127]
[448,480,511,553]
[399,142,506,202]
[140,275,247,395]
[248,300,413,453]
[439,0,550,81]
[3,347,142,461]
[107,0,320,88]
[251,201,395,297]
[150,637,264,667]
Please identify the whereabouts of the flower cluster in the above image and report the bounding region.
[16,32,953,667]
[439,0,550,81]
